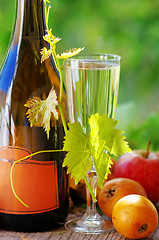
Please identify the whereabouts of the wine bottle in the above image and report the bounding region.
[0,0,69,232]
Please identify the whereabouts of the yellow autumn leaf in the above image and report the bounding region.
[25,87,59,139]
[43,29,61,44]
[40,47,52,63]
[57,47,84,59]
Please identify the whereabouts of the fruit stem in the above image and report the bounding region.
[145,141,151,158]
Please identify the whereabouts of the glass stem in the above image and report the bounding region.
[86,171,98,216]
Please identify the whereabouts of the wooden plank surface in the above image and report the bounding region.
[0,205,158,240]
[0,224,158,240]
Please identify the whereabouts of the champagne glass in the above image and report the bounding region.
[64,53,121,234]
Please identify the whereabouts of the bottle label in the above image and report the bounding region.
[0,146,59,214]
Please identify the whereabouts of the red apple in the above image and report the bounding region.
[114,144,159,204]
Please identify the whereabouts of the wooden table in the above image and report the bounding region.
[0,206,158,240]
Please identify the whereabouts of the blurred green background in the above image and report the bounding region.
[0,0,159,150]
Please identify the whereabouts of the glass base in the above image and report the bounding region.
[65,212,115,234]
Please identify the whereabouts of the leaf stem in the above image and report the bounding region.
[52,47,60,76]
[10,149,63,207]
[51,47,67,134]
[83,175,97,203]
[10,160,29,208]
[46,5,51,29]
[54,56,63,106]
[58,104,67,134]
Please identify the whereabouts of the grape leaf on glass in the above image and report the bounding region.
[63,122,92,184]
[89,113,131,188]
[63,114,131,196]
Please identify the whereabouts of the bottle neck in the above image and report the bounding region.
[13,0,46,43]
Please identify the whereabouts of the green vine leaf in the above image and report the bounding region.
[25,87,59,139]
[89,113,131,188]
[63,114,131,193]
[63,122,92,184]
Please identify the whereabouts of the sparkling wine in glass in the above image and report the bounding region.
[64,54,121,234]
